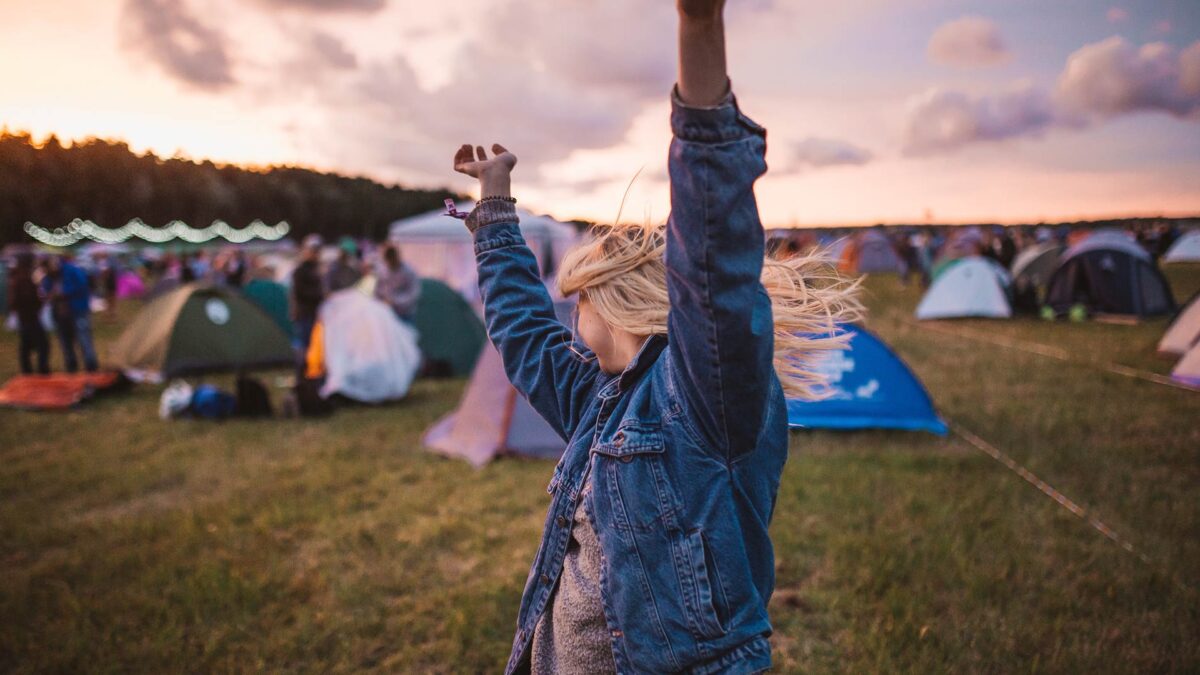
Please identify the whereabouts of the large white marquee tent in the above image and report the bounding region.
[388,203,579,303]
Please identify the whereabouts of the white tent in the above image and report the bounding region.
[316,288,421,403]
[1172,340,1200,388]
[1164,231,1200,263]
[916,257,1012,320]
[1158,294,1200,357]
[389,202,579,303]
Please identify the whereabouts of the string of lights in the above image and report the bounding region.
[23,218,291,247]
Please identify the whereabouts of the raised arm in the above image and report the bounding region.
[666,1,775,460]
[454,144,601,440]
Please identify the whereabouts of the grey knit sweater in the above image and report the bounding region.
[530,476,617,674]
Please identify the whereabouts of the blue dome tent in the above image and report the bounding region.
[787,326,947,434]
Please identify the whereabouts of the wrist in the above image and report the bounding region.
[478,169,512,199]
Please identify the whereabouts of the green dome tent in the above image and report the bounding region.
[111,283,293,379]
[412,278,486,376]
[242,278,293,338]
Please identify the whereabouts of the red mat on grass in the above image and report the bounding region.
[0,372,124,410]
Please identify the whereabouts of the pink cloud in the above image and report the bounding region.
[1106,7,1128,24]
[927,16,1011,67]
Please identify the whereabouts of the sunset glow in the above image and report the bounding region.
[2,0,1198,226]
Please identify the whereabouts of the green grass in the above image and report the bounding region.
[1,265,1198,673]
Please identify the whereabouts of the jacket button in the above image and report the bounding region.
[620,455,633,464]
[556,515,567,527]
[611,629,623,638]
[540,573,551,585]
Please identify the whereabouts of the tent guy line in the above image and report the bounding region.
[949,422,1193,592]
[889,315,1200,393]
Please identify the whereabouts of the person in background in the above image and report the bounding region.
[325,237,363,292]
[992,227,1016,268]
[190,249,211,281]
[42,255,98,373]
[374,244,422,322]
[291,236,325,358]
[10,254,50,375]
[223,249,247,288]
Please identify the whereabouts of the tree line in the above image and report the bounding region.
[0,131,462,245]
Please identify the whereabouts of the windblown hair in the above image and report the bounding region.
[557,223,863,400]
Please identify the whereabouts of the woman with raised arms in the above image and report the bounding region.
[451,1,861,672]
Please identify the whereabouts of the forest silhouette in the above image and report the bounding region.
[0,131,461,245]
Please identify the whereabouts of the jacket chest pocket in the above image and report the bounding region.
[592,424,680,533]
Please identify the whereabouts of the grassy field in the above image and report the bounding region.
[1,265,1198,673]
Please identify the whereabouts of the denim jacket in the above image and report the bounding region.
[472,91,784,675]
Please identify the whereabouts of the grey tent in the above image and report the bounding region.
[852,229,906,274]
[1011,243,1064,312]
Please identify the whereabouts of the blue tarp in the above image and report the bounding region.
[787,326,947,434]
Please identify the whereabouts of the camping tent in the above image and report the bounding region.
[110,283,294,379]
[389,203,578,302]
[423,297,575,466]
[787,326,947,434]
[412,278,486,376]
[1011,243,1064,312]
[1044,237,1175,318]
[838,229,905,275]
[1164,231,1200,263]
[1158,294,1200,357]
[935,227,985,264]
[312,288,421,403]
[242,278,293,338]
[1171,341,1200,388]
[916,257,1012,320]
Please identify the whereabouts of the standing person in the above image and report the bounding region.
[325,237,363,292]
[42,255,99,373]
[10,254,50,375]
[374,244,421,322]
[291,236,325,357]
[450,2,861,671]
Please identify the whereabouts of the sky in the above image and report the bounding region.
[1,0,1198,227]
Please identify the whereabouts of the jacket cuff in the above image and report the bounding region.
[466,199,518,233]
[473,220,525,255]
[670,84,766,144]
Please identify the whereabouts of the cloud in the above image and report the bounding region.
[308,31,357,70]
[258,0,386,12]
[1057,37,1200,119]
[790,137,873,168]
[121,0,236,90]
[903,37,1200,155]
[292,0,687,182]
[927,16,1011,67]
[1106,7,1128,23]
[902,82,1057,155]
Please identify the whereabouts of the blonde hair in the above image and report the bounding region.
[557,223,863,400]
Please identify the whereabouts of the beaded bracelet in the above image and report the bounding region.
[478,195,517,205]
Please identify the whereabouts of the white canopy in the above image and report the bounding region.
[388,202,579,302]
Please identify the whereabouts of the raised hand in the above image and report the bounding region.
[454,143,517,200]
[453,144,518,180]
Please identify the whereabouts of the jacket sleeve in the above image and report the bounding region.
[665,88,774,461]
[473,210,601,441]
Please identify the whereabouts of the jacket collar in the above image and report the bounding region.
[616,334,667,392]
